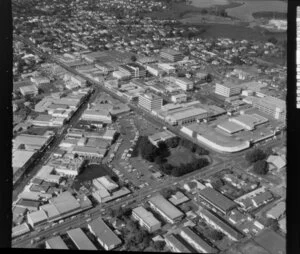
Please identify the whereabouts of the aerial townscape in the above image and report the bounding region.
[11,0,287,253]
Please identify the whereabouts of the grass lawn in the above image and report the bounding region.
[167,147,198,167]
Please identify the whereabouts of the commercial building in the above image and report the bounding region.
[198,187,237,215]
[88,218,122,250]
[102,129,117,141]
[13,134,52,151]
[81,109,112,123]
[160,48,184,62]
[27,209,48,228]
[16,198,41,211]
[251,96,286,121]
[215,83,241,97]
[12,223,30,238]
[67,228,97,250]
[148,195,184,224]
[164,234,194,253]
[157,63,176,74]
[229,114,268,131]
[132,206,161,233]
[173,77,194,91]
[179,227,217,253]
[138,93,163,111]
[217,121,245,134]
[146,64,165,77]
[45,236,69,249]
[165,107,208,126]
[72,146,107,159]
[119,63,146,78]
[13,150,36,176]
[197,208,244,241]
[148,130,176,147]
[112,70,131,80]
[49,157,84,176]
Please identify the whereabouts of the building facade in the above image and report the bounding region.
[138,93,163,111]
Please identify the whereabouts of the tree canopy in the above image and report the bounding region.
[253,160,268,175]
[245,149,267,163]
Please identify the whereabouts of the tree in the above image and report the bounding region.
[107,208,114,217]
[131,55,137,62]
[165,137,180,148]
[253,160,268,175]
[268,37,278,45]
[245,149,267,163]
[207,230,224,241]
[152,241,166,251]
[201,9,208,15]
[265,218,279,231]
[181,203,192,212]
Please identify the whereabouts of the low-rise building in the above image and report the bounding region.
[19,84,38,96]
[179,227,217,253]
[164,233,194,253]
[45,236,69,249]
[148,195,184,224]
[88,218,122,250]
[132,206,161,233]
[148,130,176,147]
[215,83,241,97]
[27,209,48,228]
[171,93,187,103]
[266,201,285,220]
[67,228,97,250]
[168,192,189,206]
[12,223,30,238]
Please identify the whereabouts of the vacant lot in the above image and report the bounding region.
[167,146,197,167]
[226,1,287,22]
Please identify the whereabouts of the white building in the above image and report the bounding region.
[215,83,241,97]
[132,206,161,233]
[171,93,187,103]
[138,93,163,111]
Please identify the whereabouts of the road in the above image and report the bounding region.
[12,154,242,248]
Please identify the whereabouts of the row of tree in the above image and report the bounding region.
[245,148,269,175]
[159,158,209,177]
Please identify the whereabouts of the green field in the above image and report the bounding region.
[167,147,198,167]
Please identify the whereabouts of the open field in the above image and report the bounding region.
[226,0,287,22]
[167,147,198,167]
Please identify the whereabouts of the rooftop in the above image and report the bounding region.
[45,236,69,249]
[132,206,161,227]
[148,195,184,220]
[67,228,97,250]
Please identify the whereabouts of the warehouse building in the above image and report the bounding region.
[45,236,69,250]
[164,233,194,253]
[229,114,268,131]
[180,227,217,253]
[27,209,48,228]
[165,107,208,126]
[197,208,244,241]
[148,195,184,224]
[266,202,285,220]
[81,109,112,123]
[138,93,163,112]
[95,176,119,192]
[88,218,122,250]
[67,228,97,250]
[132,206,161,233]
[215,83,241,97]
[198,187,237,215]
[217,121,245,134]
[19,84,38,96]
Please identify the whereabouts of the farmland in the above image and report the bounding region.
[226,0,287,22]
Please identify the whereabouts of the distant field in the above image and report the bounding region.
[226,1,287,22]
[190,0,229,8]
[252,11,287,20]
[167,147,197,167]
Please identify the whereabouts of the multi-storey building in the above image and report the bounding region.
[215,83,241,97]
[138,93,163,111]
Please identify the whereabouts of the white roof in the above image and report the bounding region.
[12,223,30,237]
[27,209,48,224]
[267,155,286,169]
[13,150,36,169]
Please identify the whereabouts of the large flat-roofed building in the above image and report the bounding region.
[81,109,112,123]
[148,195,184,224]
[215,83,241,97]
[160,48,184,62]
[138,93,163,111]
[198,187,237,215]
[13,134,51,151]
[173,77,194,91]
[164,234,194,253]
[49,157,84,176]
[229,114,268,130]
[197,208,244,241]
[165,107,208,126]
[95,176,118,192]
[19,84,38,96]
[171,93,187,103]
[217,121,245,134]
[146,64,165,77]
[88,218,122,250]
[132,206,161,233]
[13,150,36,176]
[72,146,107,159]
[67,228,97,250]
[179,227,218,253]
[45,236,69,249]
[251,96,286,121]
[119,63,146,78]
[49,191,81,216]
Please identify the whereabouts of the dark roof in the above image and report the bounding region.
[16,199,40,208]
[198,188,237,213]
[198,208,244,240]
[165,234,194,253]
[31,178,43,185]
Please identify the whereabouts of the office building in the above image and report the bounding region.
[81,109,112,123]
[138,93,163,111]
[148,195,184,224]
[251,96,286,121]
[132,206,161,233]
[171,93,187,103]
[165,107,208,126]
[160,48,184,62]
[215,83,241,97]
[88,218,122,250]
[119,63,146,78]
